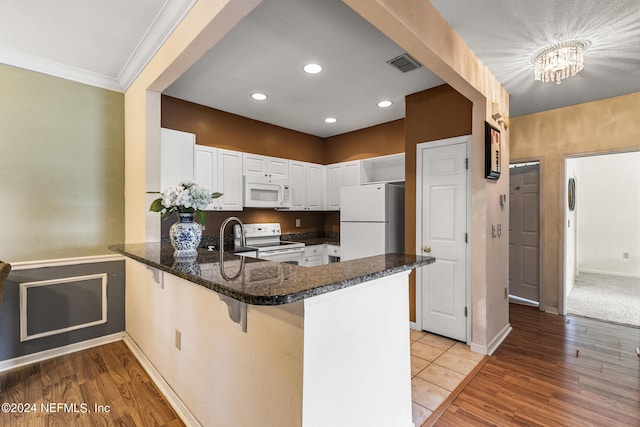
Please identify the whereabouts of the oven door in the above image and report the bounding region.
[257,247,305,265]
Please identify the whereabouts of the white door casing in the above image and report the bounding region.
[416,136,469,342]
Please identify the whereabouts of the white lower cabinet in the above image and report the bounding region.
[194,145,243,211]
[303,244,340,266]
[303,245,324,266]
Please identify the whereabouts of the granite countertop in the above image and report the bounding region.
[293,237,340,246]
[109,242,434,306]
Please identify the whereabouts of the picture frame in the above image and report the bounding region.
[485,122,501,180]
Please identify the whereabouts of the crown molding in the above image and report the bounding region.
[0,0,195,92]
[118,0,196,91]
[0,46,121,91]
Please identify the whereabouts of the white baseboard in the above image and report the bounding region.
[579,268,640,279]
[544,306,560,315]
[123,334,202,427]
[470,323,512,356]
[0,332,124,372]
[409,321,418,330]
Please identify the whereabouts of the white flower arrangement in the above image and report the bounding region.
[149,181,222,223]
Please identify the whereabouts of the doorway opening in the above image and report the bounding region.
[509,161,540,307]
[564,151,640,327]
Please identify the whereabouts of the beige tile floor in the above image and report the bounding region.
[410,329,485,426]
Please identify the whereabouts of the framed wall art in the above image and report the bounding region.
[485,122,501,179]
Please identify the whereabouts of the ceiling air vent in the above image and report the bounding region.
[386,53,422,73]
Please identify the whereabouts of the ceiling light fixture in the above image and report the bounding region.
[532,40,590,85]
[250,92,268,101]
[303,63,323,74]
[377,100,392,108]
[324,117,336,124]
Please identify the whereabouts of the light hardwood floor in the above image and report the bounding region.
[0,340,184,427]
[2,304,638,426]
[430,303,640,426]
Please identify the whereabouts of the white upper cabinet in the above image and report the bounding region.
[289,161,306,210]
[243,153,289,181]
[360,153,405,184]
[305,162,325,210]
[194,145,243,211]
[160,128,195,191]
[289,161,326,211]
[326,160,361,210]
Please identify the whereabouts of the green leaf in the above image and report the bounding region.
[195,210,206,224]
[149,198,164,212]
[211,192,223,199]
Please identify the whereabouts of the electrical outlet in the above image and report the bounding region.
[295,218,301,228]
[175,329,181,350]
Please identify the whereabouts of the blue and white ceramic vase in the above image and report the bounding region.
[169,213,202,258]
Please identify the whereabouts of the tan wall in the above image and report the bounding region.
[405,85,473,321]
[510,92,640,313]
[0,64,124,262]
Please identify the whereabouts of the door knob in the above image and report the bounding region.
[423,246,431,253]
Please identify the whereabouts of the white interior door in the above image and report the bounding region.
[509,165,540,302]
[417,138,468,342]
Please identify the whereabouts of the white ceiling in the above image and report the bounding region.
[2,0,639,137]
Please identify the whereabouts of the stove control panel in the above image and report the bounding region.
[236,223,282,238]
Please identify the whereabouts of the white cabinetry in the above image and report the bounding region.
[303,245,324,267]
[326,160,361,210]
[243,153,289,180]
[289,161,306,210]
[326,244,340,263]
[360,153,405,184]
[160,128,194,191]
[290,161,326,211]
[194,145,243,211]
[302,244,341,266]
[305,163,325,210]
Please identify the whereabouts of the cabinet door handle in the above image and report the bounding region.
[423,246,431,253]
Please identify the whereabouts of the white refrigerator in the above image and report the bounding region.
[340,183,405,261]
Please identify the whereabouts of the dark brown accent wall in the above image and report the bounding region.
[324,119,405,164]
[162,96,325,162]
[404,85,473,321]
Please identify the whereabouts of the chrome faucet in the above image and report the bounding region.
[219,216,246,279]
[220,215,245,250]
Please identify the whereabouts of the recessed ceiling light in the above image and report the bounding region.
[324,117,337,124]
[251,92,268,101]
[303,63,323,74]
[377,100,393,108]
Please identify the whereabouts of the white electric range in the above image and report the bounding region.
[234,223,305,265]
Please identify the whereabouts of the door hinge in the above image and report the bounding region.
[464,306,468,317]
[465,158,469,170]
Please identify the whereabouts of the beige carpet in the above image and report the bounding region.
[567,273,640,327]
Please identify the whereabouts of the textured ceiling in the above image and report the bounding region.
[1,0,639,133]
[430,0,640,117]
[164,0,443,137]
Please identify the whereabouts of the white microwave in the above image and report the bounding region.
[243,176,291,208]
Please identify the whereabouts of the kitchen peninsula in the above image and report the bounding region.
[111,242,434,427]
